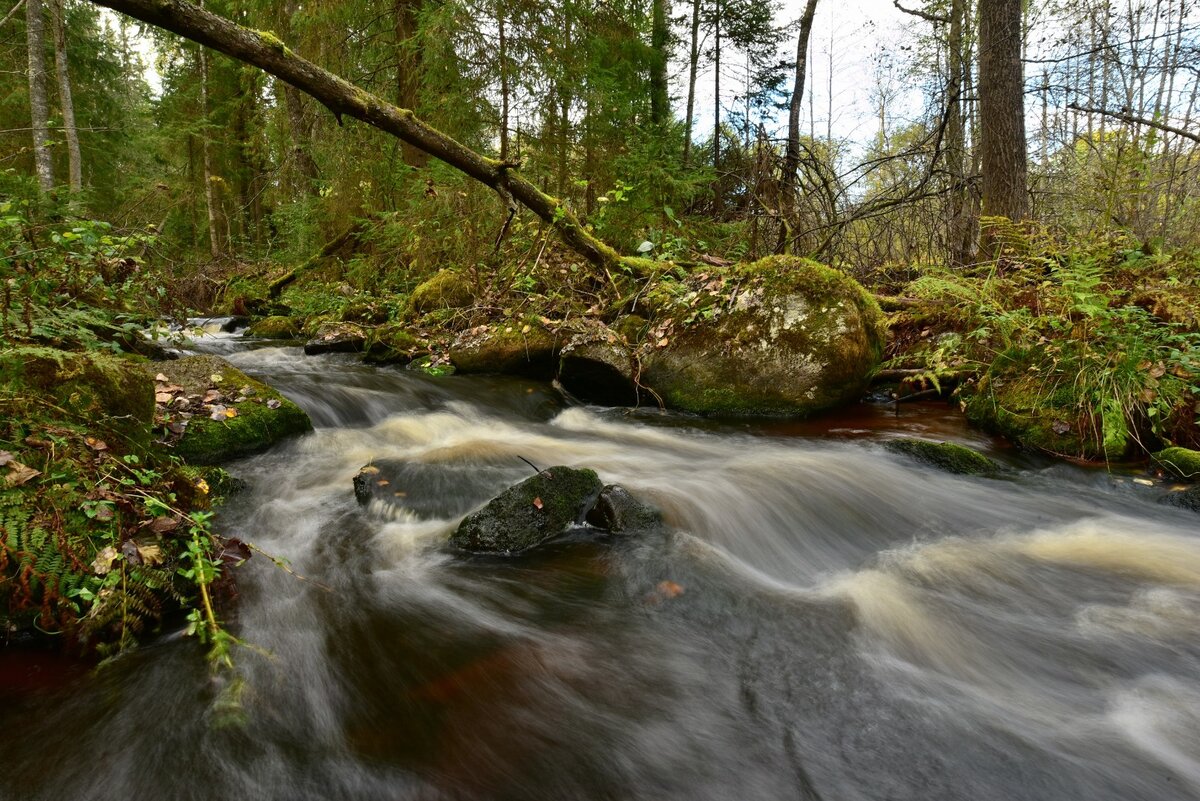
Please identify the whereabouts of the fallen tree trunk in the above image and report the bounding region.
[92,0,626,276]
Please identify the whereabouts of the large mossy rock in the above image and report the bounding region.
[639,256,886,416]
[304,322,367,355]
[450,322,560,377]
[247,315,301,339]
[884,438,1000,476]
[147,355,311,464]
[408,269,474,314]
[0,346,155,443]
[1153,447,1200,481]
[452,466,603,553]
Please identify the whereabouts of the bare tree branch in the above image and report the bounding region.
[0,0,26,28]
[893,0,948,25]
[1067,102,1200,144]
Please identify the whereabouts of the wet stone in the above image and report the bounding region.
[585,484,662,533]
[353,459,525,520]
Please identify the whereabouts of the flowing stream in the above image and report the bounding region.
[3,327,1200,801]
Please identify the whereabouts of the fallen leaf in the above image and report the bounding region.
[5,461,41,487]
[120,539,143,566]
[93,504,114,522]
[657,580,685,598]
[224,408,238,419]
[377,479,390,486]
[0,451,12,467]
[532,496,544,510]
[196,478,210,495]
[210,373,225,384]
[220,538,252,564]
[359,465,380,475]
[209,405,228,421]
[657,337,669,348]
[203,389,224,403]
[266,399,282,410]
[155,372,170,383]
[155,392,173,403]
[92,546,118,575]
[168,420,188,435]
[1051,420,1071,435]
[145,515,179,534]
[136,541,164,566]
[85,436,108,451]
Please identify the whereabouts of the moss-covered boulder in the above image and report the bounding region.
[884,438,1000,476]
[450,322,560,377]
[638,256,886,416]
[558,332,638,406]
[1162,486,1200,513]
[146,355,311,464]
[303,322,367,355]
[962,350,1127,460]
[362,324,427,365]
[408,269,474,315]
[1153,447,1200,481]
[247,315,301,339]
[0,346,154,444]
[451,466,603,554]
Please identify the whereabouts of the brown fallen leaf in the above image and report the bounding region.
[5,461,41,487]
[92,546,118,575]
[266,399,282,410]
[532,496,544,510]
[657,580,685,599]
[85,436,108,451]
[145,515,179,534]
[203,389,224,403]
[377,479,390,486]
[155,392,173,403]
[209,405,228,421]
[0,451,12,467]
[1051,420,1071,435]
[154,372,170,383]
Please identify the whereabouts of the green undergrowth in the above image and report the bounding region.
[890,223,1200,460]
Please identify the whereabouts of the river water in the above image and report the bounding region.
[3,329,1200,801]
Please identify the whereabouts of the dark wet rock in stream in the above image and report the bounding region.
[452,466,604,553]
[1161,486,1200,512]
[884,438,1000,476]
[558,336,639,407]
[353,459,524,520]
[585,484,663,532]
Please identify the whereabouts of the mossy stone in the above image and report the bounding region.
[639,256,886,417]
[0,346,154,444]
[247,315,301,339]
[303,322,368,355]
[961,350,1123,460]
[363,325,426,365]
[409,269,474,314]
[558,335,637,406]
[1153,447,1200,481]
[147,355,311,465]
[450,323,559,377]
[885,438,1000,476]
[452,466,603,554]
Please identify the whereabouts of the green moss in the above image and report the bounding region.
[408,355,456,376]
[450,322,559,377]
[1153,447,1200,480]
[146,355,311,465]
[884,438,1000,476]
[246,315,301,339]
[0,346,155,445]
[614,314,647,343]
[408,269,474,314]
[363,325,426,365]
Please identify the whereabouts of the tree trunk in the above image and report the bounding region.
[977,0,1027,221]
[776,0,819,254]
[712,0,721,209]
[394,0,427,168]
[649,0,669,126]
[25,0,54,193]
[50,0,81,194]
[498,4,509,160]
[946,0,970,265]
[681,0,700,166]
[197,41,223,258]
[91,0,627,274]
[279,0,319,196]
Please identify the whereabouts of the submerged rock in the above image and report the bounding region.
[1162,486,1200,513]
[147,354,311,464]
[638,256,886,416]
[304,322,367,355]
[362,324,426,365]
[353,459,522,520]
[452,466,603,553]
[1152,447,1200,481]
[585,484,663,532]
[884,438,1000,476]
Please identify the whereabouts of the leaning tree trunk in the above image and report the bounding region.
[978,0,1028,222]
[776,0,819,254]
[26,0,54,193]
[50,0,82,194]
[89,0,626,274]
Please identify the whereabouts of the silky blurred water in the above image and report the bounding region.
[2,327,1198,801]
